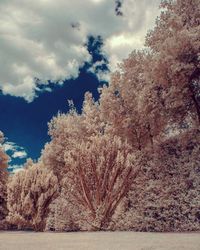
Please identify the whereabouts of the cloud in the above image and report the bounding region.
[0,0,160,101]
[3,140,27,172]
[12,150,27,159]
[3,142,14,152]
[3,141,27,159]
[87,60,110,82]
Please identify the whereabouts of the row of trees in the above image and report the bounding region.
[0,0,200,231]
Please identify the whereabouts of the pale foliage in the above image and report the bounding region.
[0,131,9,229]
[42,0,200,232]
[7,161,58,231]
[113,129,200,231]
[99,0,200,148]
[99,52,163,149]
[45,191,79,232]
[4,0,200,232]
[43,129,140,230]
[41,93,105,182]
[62,135,140,230]
[146,0,200,124]
[96,0,200,231]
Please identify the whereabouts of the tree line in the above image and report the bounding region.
[0,0,199,232]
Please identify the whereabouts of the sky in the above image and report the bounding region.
[0,0,161,172]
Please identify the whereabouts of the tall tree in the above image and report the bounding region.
[63,135,140,230]
[99,51,165,149]
[41,93,105,182]
[99,0,200,148]
[145,0,200,124]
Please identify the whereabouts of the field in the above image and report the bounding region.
[0,231,199,250]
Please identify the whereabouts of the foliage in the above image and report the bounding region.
[4,0,200,232]
[112,129,200,231]
[0,131,9,229]
[62,135,140,230]
[7,161,58,231]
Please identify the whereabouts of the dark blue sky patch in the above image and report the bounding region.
[0,69,103,167]
[85,36,109,71]
[0,36,109,169]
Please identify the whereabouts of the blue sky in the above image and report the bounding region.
[0,36,108,171]
[0,0,160,172]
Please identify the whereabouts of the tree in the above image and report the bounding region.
[99,51,166,150]
[62,135,140,230]
[41,93,105,182]
[145,0,200,124]
[99,0,200,149]
[7,161,58,231]
[41,111,83,182]
[45,191,79,232]
[114,128,200,232]
[0,131,9,229]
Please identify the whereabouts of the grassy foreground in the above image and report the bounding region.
[0,231,199,250]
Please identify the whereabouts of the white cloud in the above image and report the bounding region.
[3,142,15,152]
[3,141,27,159]
[87,60,110,82]
[3,140,27,172]
[12,150,27,159]
[0,0,161,101]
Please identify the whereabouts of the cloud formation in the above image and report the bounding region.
[12,150,27,159]
[0,0,160,101]
[3,141,27,159]
[3,140,27,172]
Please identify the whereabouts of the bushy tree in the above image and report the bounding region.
[0,131,9,229]
[43,109,140,231]
[41,110,83,182]
[41,94,105,183]
[113,129,200,231]
[99,0,200,147]
[45,191,79,232]
[99,51,164,150]
[7,161,58,231]
[62,135,140,230]
[145,0,200,124]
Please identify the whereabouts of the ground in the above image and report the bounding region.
[0,231,199,250]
